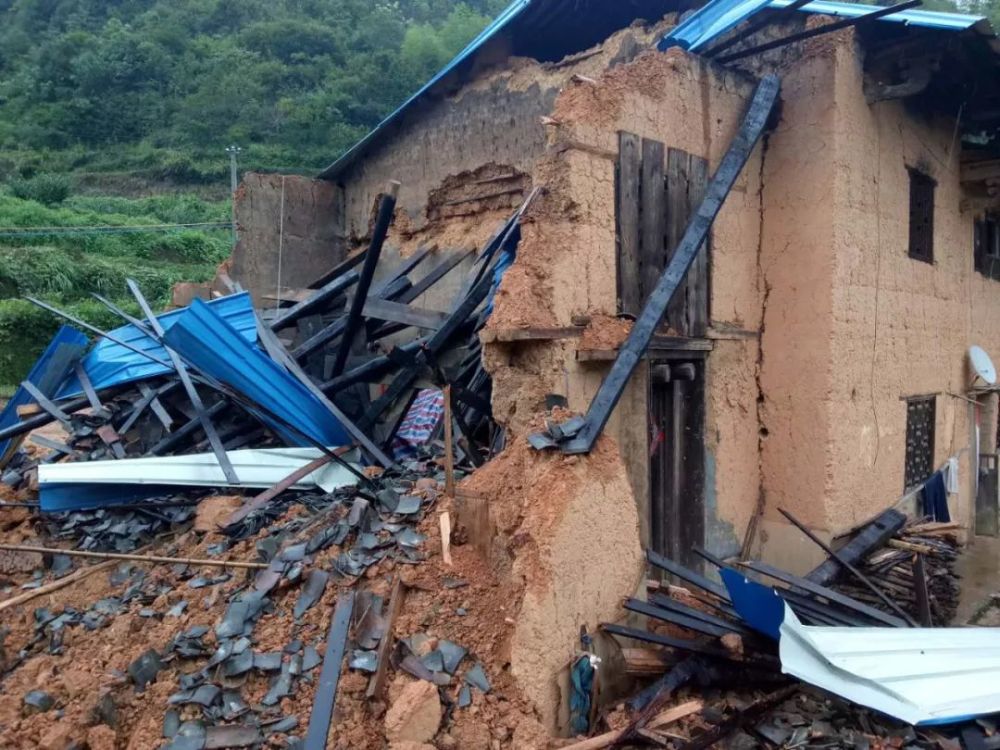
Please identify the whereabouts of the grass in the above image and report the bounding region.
[0,185,232,385]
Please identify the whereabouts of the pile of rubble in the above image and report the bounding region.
[0,184,560,748]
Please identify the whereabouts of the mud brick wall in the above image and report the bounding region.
[230,173,345,305]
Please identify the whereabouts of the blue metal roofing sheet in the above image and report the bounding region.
[659,0,772,51]
[0,326,88,461]
[56,293,257,399]
[161,299,349,448]
[769,0,987,30]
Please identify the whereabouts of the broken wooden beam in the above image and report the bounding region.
[561,700,705,750]
[305,590,355,749]
[542,74,781,455]
[331,181,400,378]
[362,297,448,330]
[806,508,907,586]
[366,578,405,700]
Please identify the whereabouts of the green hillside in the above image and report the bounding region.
[0,0,507,183]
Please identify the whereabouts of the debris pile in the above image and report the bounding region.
[581,509,984,750]
[829,522,961,626]
[0,186,558,748]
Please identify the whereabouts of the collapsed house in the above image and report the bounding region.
[2,0,1000,748]
[231,0,1000,570]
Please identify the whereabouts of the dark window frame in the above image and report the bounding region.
[904,395,936,491]
[975,212,1000,281]
[907,167,936,264]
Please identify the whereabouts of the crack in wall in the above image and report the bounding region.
[750,131,772,557]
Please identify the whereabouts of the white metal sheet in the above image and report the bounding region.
[779,604,1000,724]
[38,447,360,494]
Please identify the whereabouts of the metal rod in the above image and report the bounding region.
[331,181,400,377]
[777,507,917,626]
[717,0,922,63]
[701,0,814,58]
[0,544,267,570]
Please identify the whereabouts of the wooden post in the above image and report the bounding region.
[444,385,455,496]
[440,512,453,566]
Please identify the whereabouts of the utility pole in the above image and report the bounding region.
[226,144,242,193]
[225,145,242,247]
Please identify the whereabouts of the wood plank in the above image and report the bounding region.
[686,155,710,337]
[961,158,1000,184]
[455,492,491,561]
[443,386,455,496]
[572,336,716,356]
[560,700,703,750]
[305,591,355,749]
[617,132,643,316]
[665,148,690,334]
[640,138,667,313]
[366,578,405,700]
[262,287,314,305]
[362,297,448,330]
[622,648,672,675]
[479,326,583,344]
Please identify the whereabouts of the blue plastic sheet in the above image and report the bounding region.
[161,299,349,448]
[0,326,88,461]
[56,293,257,399]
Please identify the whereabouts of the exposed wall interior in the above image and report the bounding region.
[230,173,344,305]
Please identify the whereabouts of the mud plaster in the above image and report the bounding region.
[755,31,997,560]
[485,50,764,555]
[336,20,677,244]
[463,432,643,734]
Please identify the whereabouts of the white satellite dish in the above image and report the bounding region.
[969,345,997,386]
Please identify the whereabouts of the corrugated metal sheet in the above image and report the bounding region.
[39,447,360,512]
[56,293,257,399]
[769,0,989,31]
[781,604,1000,725]
[161,299,349,448]
[723,570,1000,726]
[0,326,88,461]
[659,0,772,51]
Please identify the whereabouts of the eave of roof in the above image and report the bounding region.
[769,0,989,32]
[318,0,997,182]
[318,0,533,181]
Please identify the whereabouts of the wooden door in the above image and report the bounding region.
[649,359,706,570]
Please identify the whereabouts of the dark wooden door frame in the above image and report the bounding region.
[649,355,707,572]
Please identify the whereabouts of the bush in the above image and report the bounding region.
[7,173,72,206]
